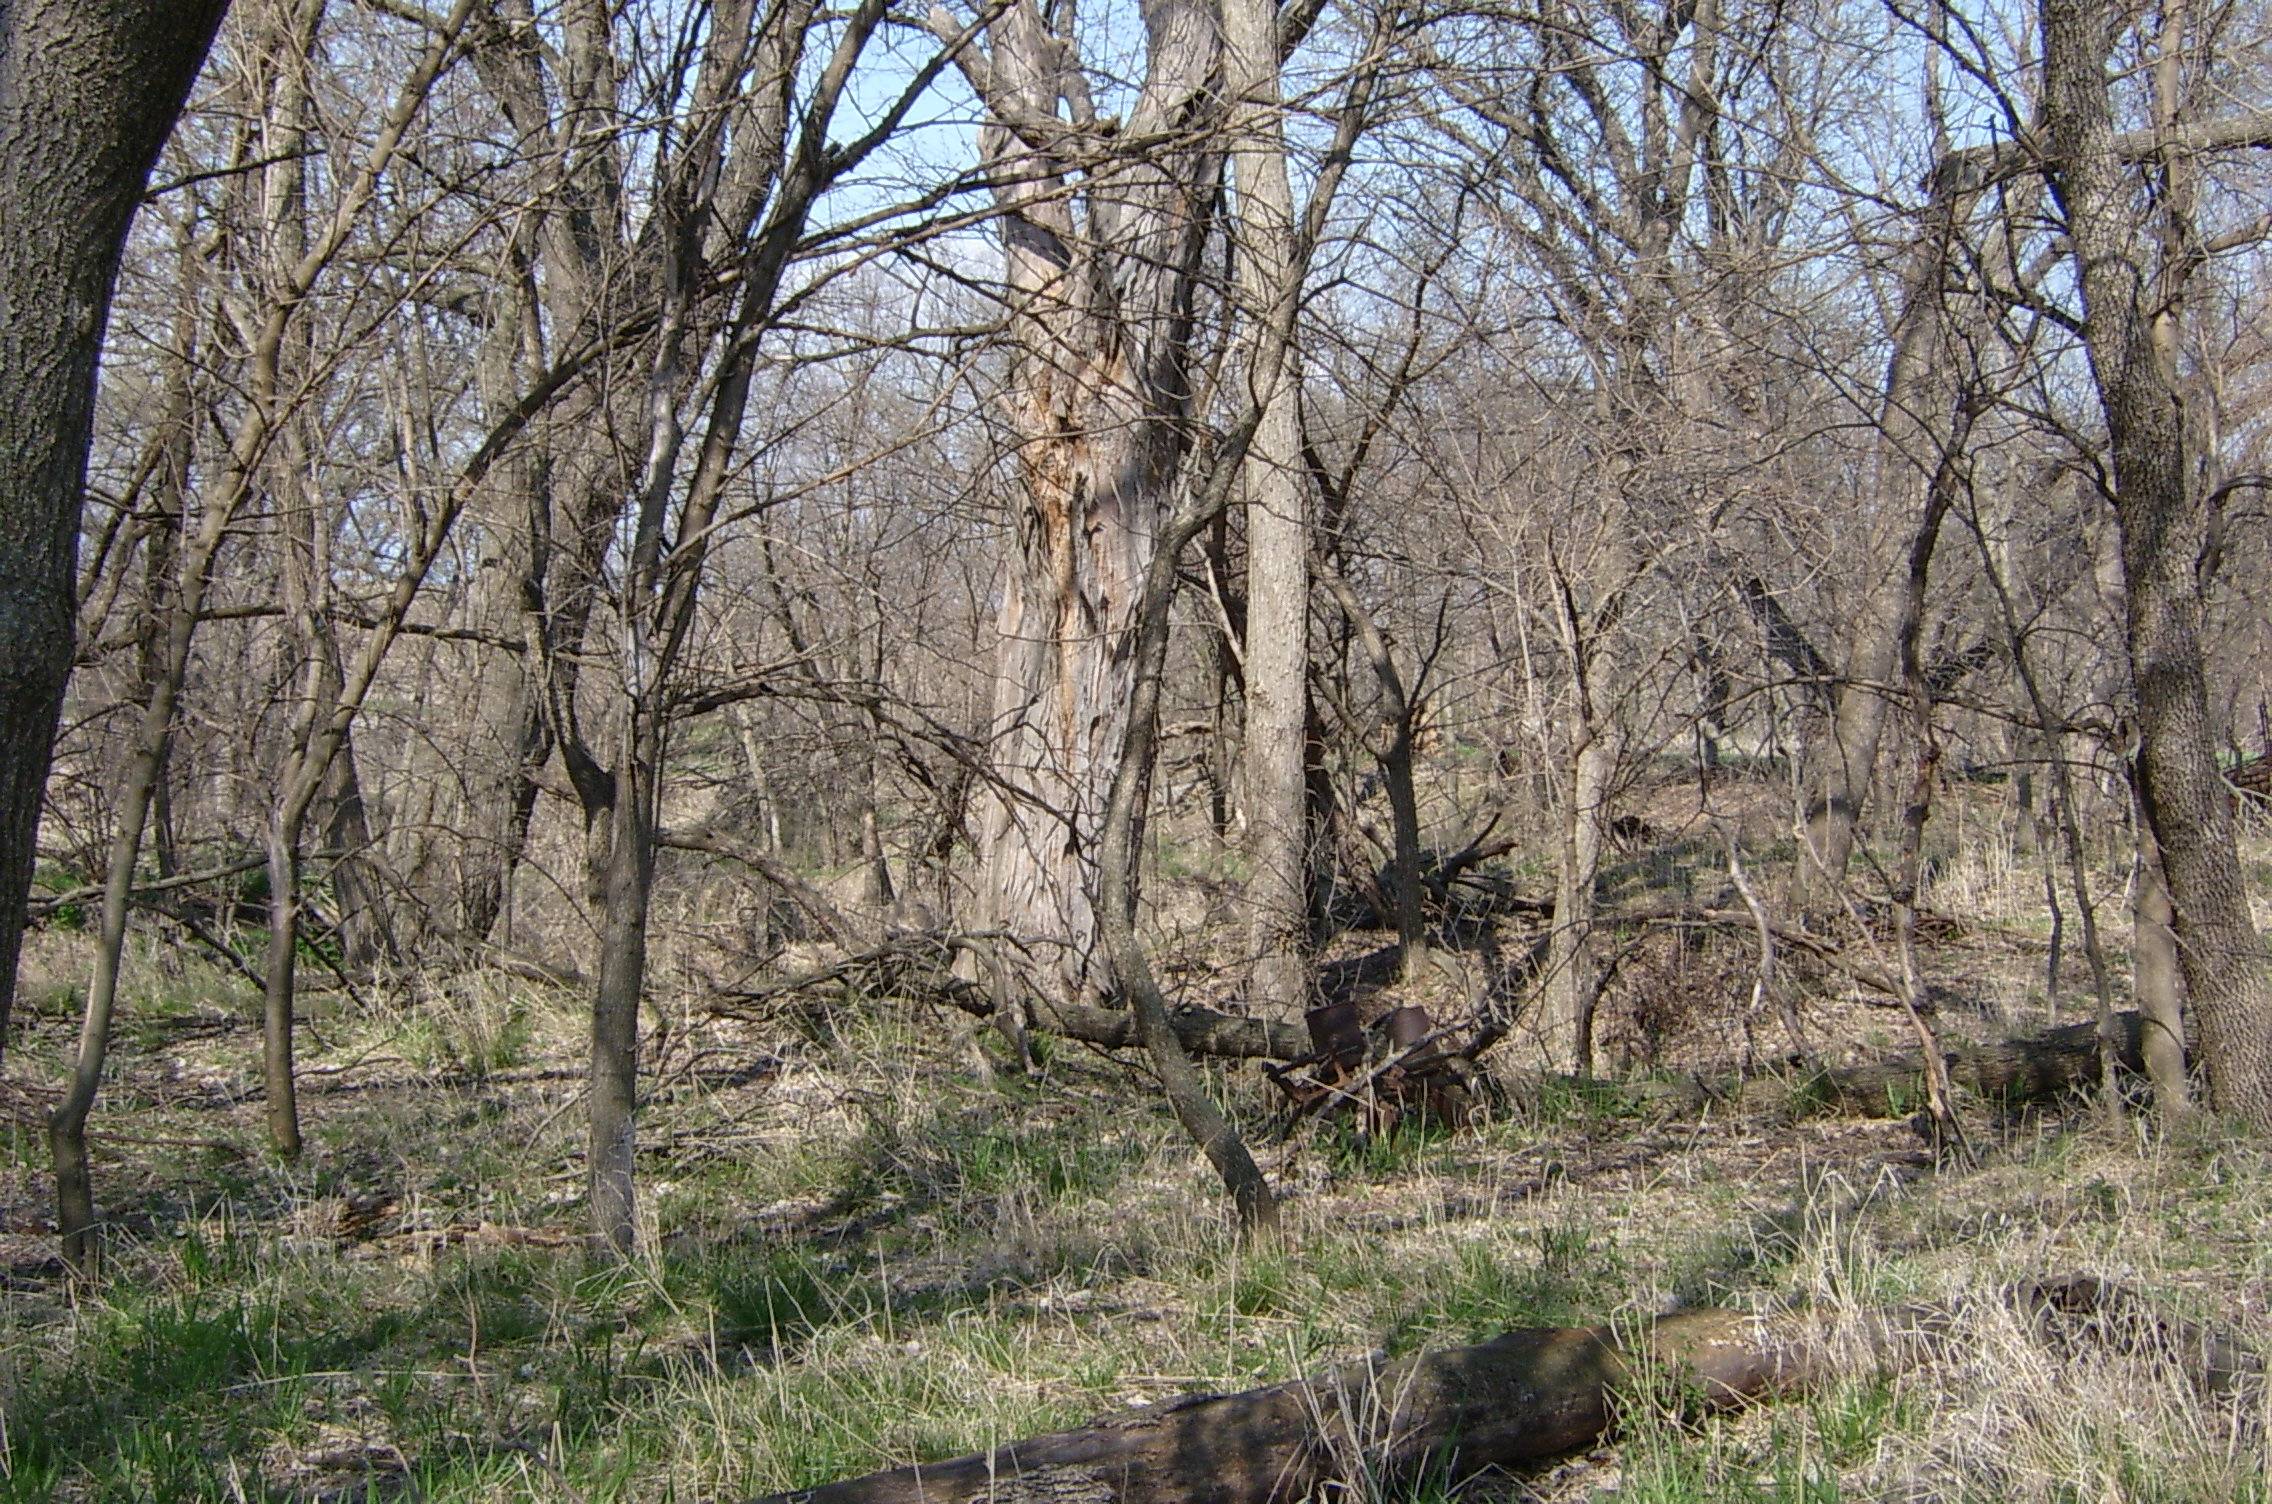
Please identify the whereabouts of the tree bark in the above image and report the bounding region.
[1539,541,1622,1077]
[587,734,654,1257]
[2040,0,2272,1126]
[2131,782,2192,1117]
[1226,0,1311,1024]
[260,828,304,1159]
[963,0,1222,1011]
[0,0,231,1055]
[752,1308,1880,1504]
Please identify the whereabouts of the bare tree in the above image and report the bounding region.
[53,0,483,1264]
[579,0,949,1256]
[1226,0,1313,1023]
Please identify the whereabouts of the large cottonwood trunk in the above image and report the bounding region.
[970,0,1220,1012]
[0,0,231,1052]
[2040,0,2272,1126]
[976,410,1181,1009]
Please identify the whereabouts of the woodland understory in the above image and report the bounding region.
[4,0,2272,1498]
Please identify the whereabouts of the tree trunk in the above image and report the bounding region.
[0,0,231,1052]
[2131,781,2192,1117]
[1543,731,1613,1075]
[453,251,558,951]
[967,0,1221,1012]
[1613,1010,2153,1119]
[321,741,394,968]
[1539,552,1620,1078]
[260,826,304,1159]
[2040,0,2272,1126]
[1226,0,1310,1024]
[976,417,1188,1010]
[587,735,653,1257]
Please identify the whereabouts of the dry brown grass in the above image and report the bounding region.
[0,797,2264,1500]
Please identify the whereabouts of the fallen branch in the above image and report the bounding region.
[23,852,275,919]
[707,940,1314,1062]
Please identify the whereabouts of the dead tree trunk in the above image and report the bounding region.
[1614,1011,2151,1119]
[952,0,1225,1012]
[755,1276,2253,1504]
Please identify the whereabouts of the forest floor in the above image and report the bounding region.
[1,807,2270,1502]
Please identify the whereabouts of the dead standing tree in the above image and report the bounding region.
[934,0,1392,1225]
[939,0,1242,1014]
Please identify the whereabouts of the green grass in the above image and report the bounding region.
[5,910,2271,1501]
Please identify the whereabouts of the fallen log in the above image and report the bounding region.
[710,941,1313,1062]
[710,911,2149,1114]
[1603,1010,2149,1119]
[756,1275,2255,1504]
[2016,1273,2266,1398]
[751,1308,1899,1504]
